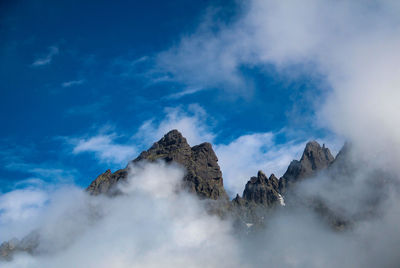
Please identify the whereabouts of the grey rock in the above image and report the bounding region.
[279,141,334,194]
[0,232,39,261]
[86,168,128,196]
[232,171,283,228]
[87,129,228,200]
[242,171,281,207]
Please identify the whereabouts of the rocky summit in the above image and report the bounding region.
[1,129,342,260]
[87,132,335,204]
[87,129,228,200]
[279,141,334,194]
[235,171,281,207]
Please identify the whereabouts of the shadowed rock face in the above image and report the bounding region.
[1,131,345,260]
[232,172,283,226]
[86,168,128,196]
[279,141,334,194]
[241,171,280,207]
[87,129,228,200]
[231,141,335,228]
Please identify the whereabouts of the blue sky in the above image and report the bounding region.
[0,0,339,194]
[2,1,400,266]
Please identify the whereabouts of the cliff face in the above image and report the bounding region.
[87,130,228,200]
[279,141,334,194]
[239,171,281,207]
[86,168,128,196]
[87,133,336,208]
[1,130,343,261]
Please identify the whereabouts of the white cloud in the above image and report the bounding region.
[0,189,47,223]
[2,162,242,268]
[155,0,400,172]
[4,2,400,267]
[67,104,335,199]
[71,134,136,164]
[61,79,85,88]
[215,133,306,197]
[31,46,59,67]
[3,158,400,268]
[136,104,215,146]
[165,87,204,99]
[67,105,215,165]
[0,188,48,240]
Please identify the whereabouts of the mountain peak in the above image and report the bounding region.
[301,140,334,168]
[162,129,186,143]
[280,140,334,193]
[304,140,321,151]
[240,170,281,207]
[87,129,228,200]
[257,170,267,178]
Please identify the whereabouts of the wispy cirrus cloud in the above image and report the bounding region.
[165,87,204,100]
[61,79,85,88]
[69,133,136,164]
[31,46,59,67]
[4,161,78,187]
[0,142,78,189]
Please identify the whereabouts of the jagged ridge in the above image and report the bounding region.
[1,130,341,260]
[87,129,228,200]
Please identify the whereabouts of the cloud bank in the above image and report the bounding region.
[1,162,243,268]
[2,0,400,267]
[156,0,400,165]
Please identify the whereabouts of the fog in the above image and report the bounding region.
[1,162,243,268]
[2,0,400,267]
[2,157,400,267]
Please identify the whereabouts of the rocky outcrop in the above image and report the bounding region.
[231,141,335,228]
[234,140,334,209]
[0,232,39,261]
[279,141,334,194]
[231,171,285,228]
[2,131,343,260]
[87,129,228,200]
[86,168,128,196]
[241,171,281,207]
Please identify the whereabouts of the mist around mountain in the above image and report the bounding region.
[1,129,399,268]
[2,0,400,267]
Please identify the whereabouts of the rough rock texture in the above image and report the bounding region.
[241,171,281,207]
[133,130,228,200]
[279,141,334,194]
[86,168,128,196]
[231,171,284,228]
[1,132,344,259]
[87,129,228,200]
[231,141,335,228]
[0,232,39,261]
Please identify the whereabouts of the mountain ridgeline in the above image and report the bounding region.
[1,129,341,260]
[87,129,335,209]
[87,130,228,200]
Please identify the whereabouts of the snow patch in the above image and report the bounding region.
[278,194,286,206]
